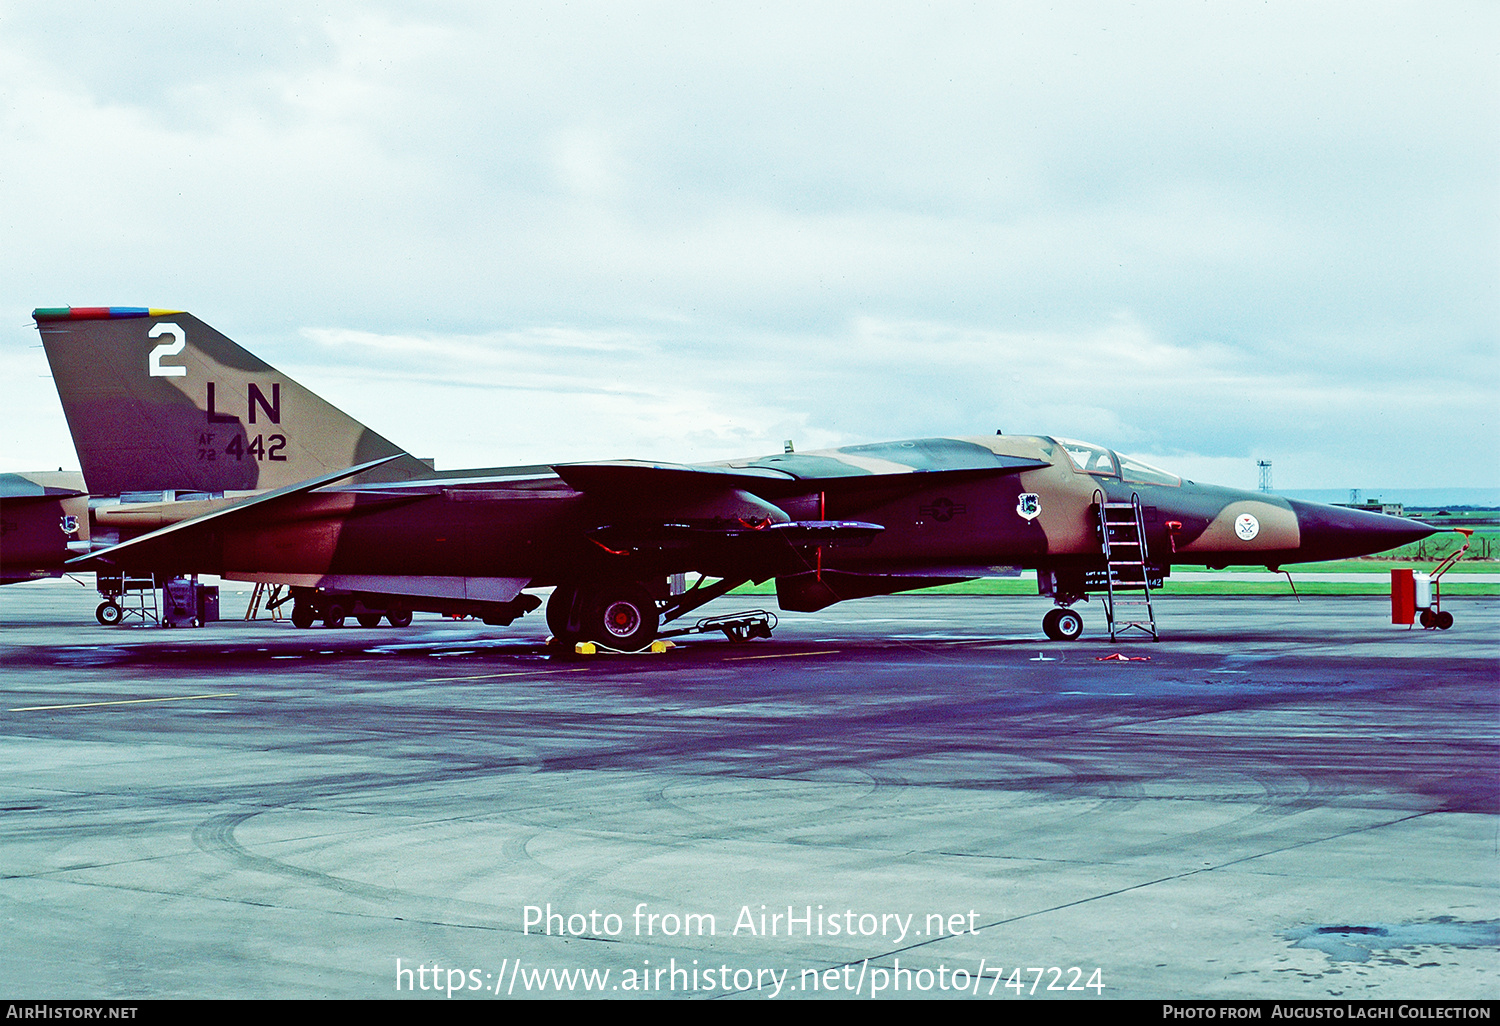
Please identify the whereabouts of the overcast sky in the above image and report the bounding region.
[2,1,1496,492]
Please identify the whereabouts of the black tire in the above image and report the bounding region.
[546,585,582,643]
[95,601,122,626]
[356,612,383,629]
[291,602,316,629]
[1419,608,1435,628]
[1435,610,1453,630]
[587,583,659,649]
[324,603,347,628]
[1042,607,1063,640]
[386,608,412,628]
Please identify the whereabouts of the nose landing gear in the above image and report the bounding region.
[1043,606,1084,641]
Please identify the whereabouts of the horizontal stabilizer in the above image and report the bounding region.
[69,455,404,569]
[0,488,87,504]
[1,472,87,501]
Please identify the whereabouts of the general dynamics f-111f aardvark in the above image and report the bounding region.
[33,306,1437,645]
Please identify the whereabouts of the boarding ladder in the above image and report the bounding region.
[245,582,288,621]
[119,573,162,626]
[1097,492,1158,641]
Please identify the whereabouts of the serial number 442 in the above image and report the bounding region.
[198,433,287,462]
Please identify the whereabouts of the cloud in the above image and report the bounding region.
[1,2,1495,489]
[207,312,1491,490]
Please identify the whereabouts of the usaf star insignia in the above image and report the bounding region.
[919,497,967,522]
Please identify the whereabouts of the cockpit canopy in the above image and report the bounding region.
[1052,438,1181,487]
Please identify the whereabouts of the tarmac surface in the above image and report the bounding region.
[1,580,1496,1000]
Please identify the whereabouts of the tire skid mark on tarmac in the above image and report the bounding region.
[189,808,515,929]
[807,807,1449,976]
[193,810,395,898]
[499,828,544,871]
[654,771,884,827]
[533,771,891,913]
[542,836,699,917]
[15,682,1474,818]
[993,736,1359,849]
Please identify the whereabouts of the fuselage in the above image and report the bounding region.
[84,434,1434,594]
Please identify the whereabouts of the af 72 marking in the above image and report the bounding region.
[196,432,287,463]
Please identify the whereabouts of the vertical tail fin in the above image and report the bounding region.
[34,307,431,495]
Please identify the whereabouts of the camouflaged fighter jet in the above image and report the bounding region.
[36,306,1438,644]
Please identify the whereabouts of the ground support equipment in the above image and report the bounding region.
[1396,528,1472,630]
[659,609,777,643]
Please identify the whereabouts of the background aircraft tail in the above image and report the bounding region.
[0,471,89,583]
[34,307,432,495]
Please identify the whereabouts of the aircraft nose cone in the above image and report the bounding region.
[1288,500,1439,562]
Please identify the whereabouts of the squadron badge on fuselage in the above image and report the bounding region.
[1016,493,1041,521]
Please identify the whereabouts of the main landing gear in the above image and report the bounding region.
[547,577,774,651]
[548,582,659,650]
[1042,606,1084,641]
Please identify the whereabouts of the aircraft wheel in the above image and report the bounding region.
[95,601,122,626]
[587,583,659,649]
[324,603,347,628]
[291,602,316,629]
[546,585,583,644]
[1042,607,1062,640]
[386,606,412,628]
[1419,608,1436,629]
[1055,608,1084,640]
[1435,610,1453,630]
[1044,606,1083,641]
[356,612,384,629]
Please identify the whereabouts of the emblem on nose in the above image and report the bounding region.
[1234,513,1260,541]
[1016,493,1041,521]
